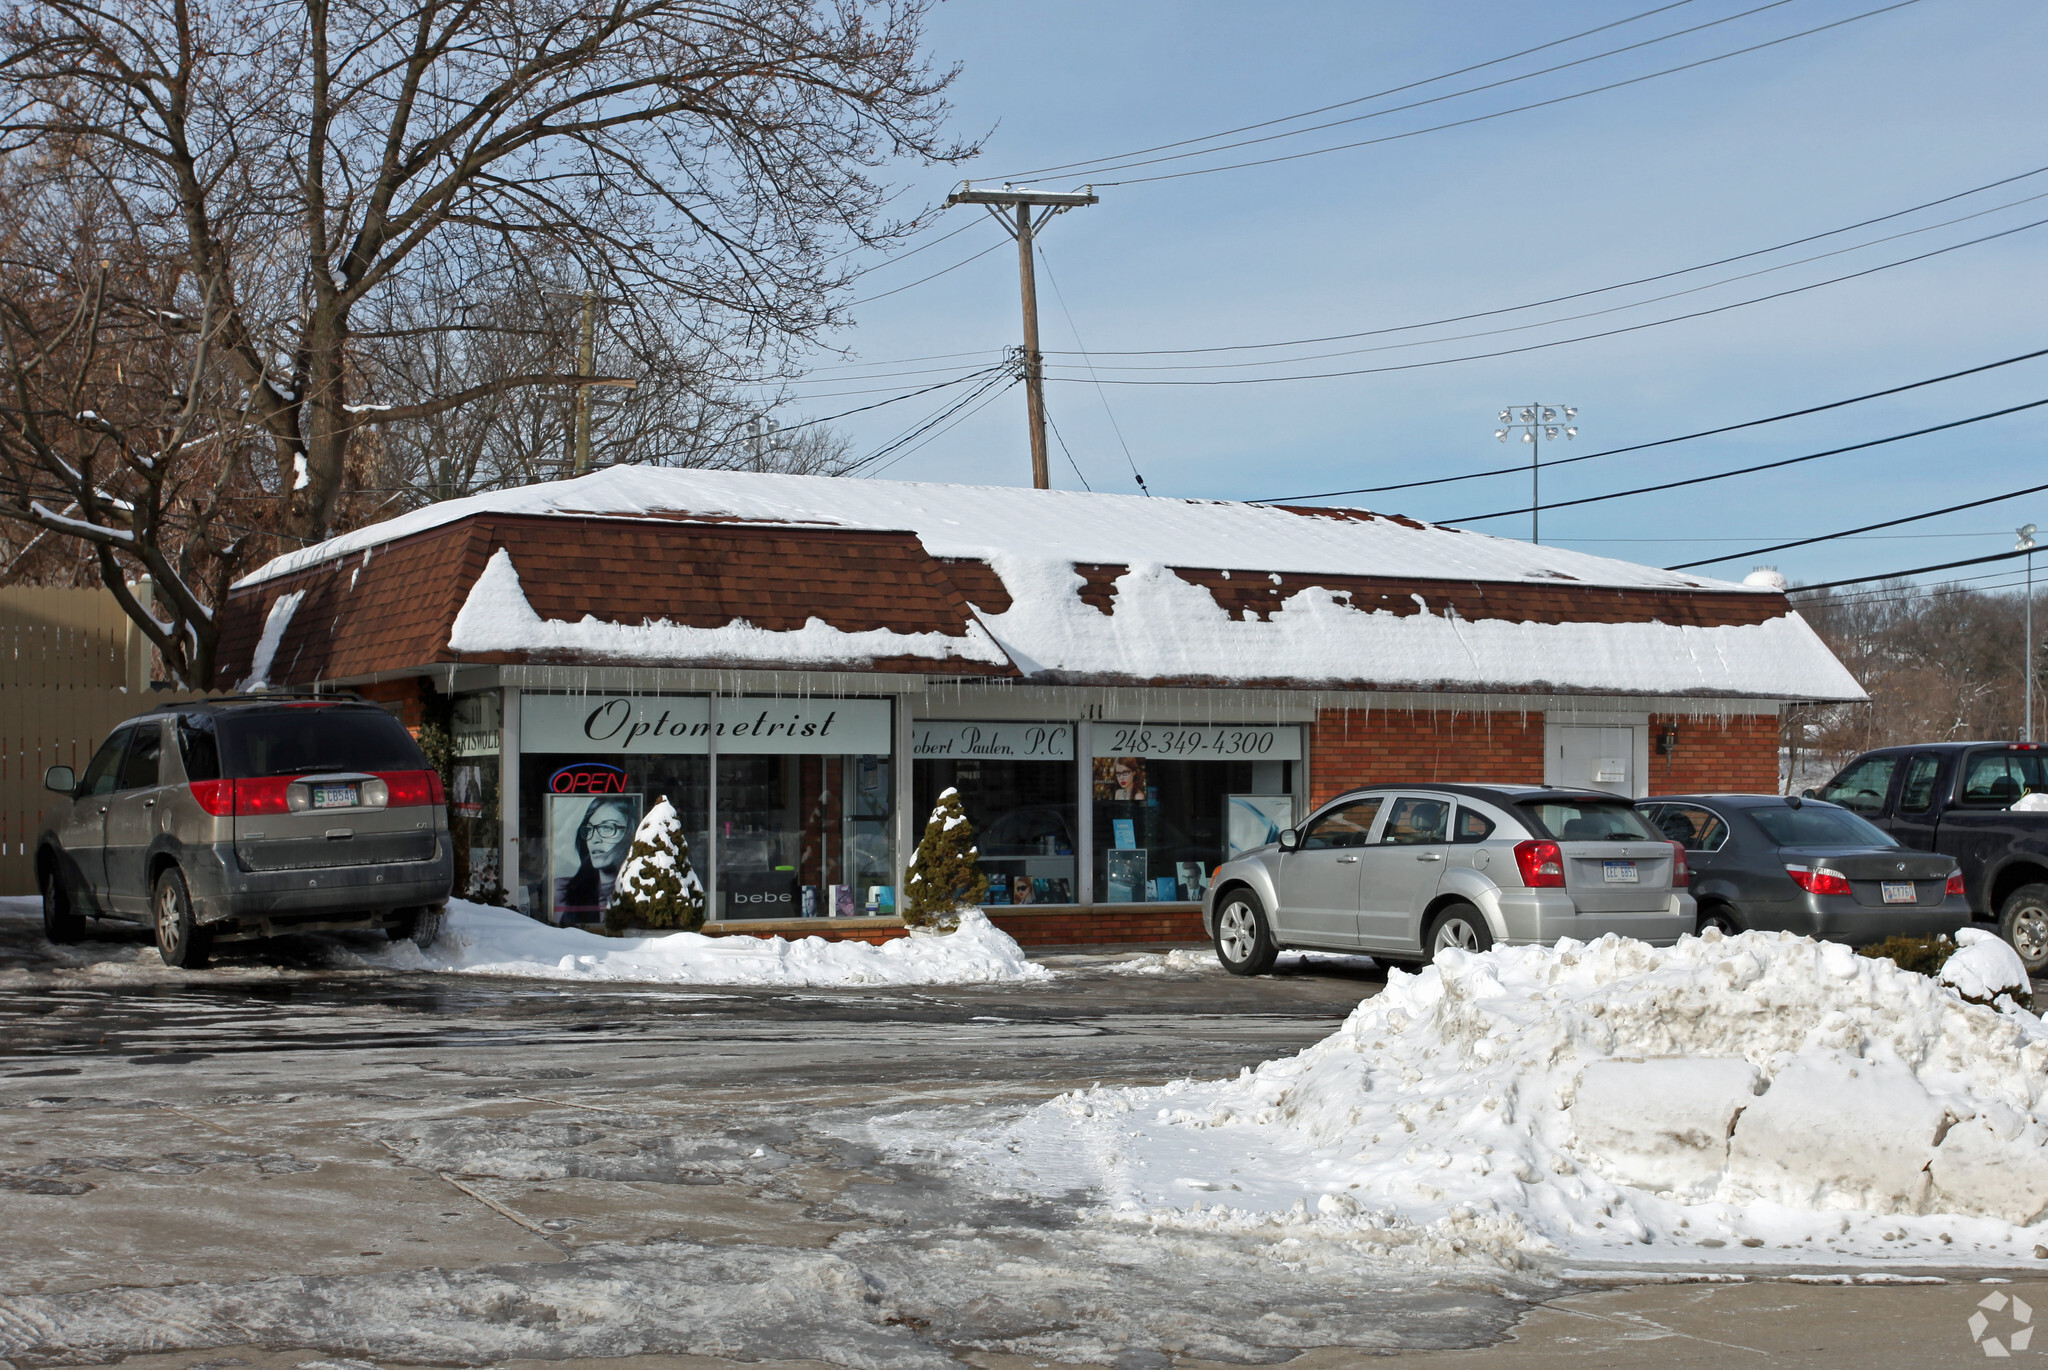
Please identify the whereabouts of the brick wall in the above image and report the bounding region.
[1644,713,1781,795]
[1310,707,1545,807]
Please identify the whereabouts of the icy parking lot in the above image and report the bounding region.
[5,900,2048,1367]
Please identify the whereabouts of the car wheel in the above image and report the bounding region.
[1999,884,2048,976]
[40,867,85,944]
[1426,903,1494,957]
[390,905,444,950]
[1212,889,1278,976]
[153,867,211,970]
[1697,905,1741,937]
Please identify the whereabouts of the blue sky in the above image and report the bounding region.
[767,0,2048,590]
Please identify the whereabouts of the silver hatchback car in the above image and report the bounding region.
[1203,783,1696,974]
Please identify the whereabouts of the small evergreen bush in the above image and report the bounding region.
[606,797,706,934]
[1856,933,1957,977]
[902,787,988,932]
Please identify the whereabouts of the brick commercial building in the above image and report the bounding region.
[212,468,1862,945]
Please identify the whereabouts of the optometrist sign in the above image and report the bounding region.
[522,694,892,755]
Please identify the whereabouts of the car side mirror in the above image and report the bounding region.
[44,765,75,794]
[1801,788,1817,799]
[1277,828,1300,852]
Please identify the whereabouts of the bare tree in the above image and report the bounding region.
[0,0,968,681]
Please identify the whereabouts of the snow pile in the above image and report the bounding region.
[962,931,2048,1267]
[367,900,1049,987]
[1107,948,1223,976]
[1942,927,2032,1006]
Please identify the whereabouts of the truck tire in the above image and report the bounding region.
[153,867,212,970]
[1999,885,2048,976]
[41,867,85,944]
[1212,889,1278,976]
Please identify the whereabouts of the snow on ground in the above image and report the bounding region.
[360,900,1050,987]
[1105,948,1378,976]
[933,930,2048,1271]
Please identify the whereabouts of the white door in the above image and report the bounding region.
[1550,725,1638,796]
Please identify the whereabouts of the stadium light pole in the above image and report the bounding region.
[1495,405,1578,544]
[2022,522,2039,742]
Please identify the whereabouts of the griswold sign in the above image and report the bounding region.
[521,694,892,755]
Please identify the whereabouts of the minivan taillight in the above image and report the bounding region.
[1668,840,1690,889]
[188,776,292,816]
[1785,864,1852,897]
[1947,869,1966,897]
[1514,839,1565,888]
[377,770,445,807]
[189,780,235,816]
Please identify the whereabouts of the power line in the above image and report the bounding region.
[1249,342,2048,504]
[842,235,1009,308]
[1666,480,2048,569]
[1036,245,1147,494]
[1044,407,1093,491]
[860,376,1022,479]
[1789,546,2039,594]
[842,370,1019,476]
[1447,397,2048,524]
[1088,0,1925,188]
[1053,185,2048,374]
[1047,211,2048,389]
[1046,161,2048,361]
[1008,0,1801,186]
[990,0,1701,182]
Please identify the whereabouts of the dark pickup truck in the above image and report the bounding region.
[1812,741,2048,971]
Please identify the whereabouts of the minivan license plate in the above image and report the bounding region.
[312,783,359,810]
[1882,880,1916,904]
[1603,860,1638,884]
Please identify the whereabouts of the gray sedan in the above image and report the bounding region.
[1204,783,1695,975]
[1637,794,1970,942]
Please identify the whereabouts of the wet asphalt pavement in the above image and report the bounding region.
[3,905,2044,1369]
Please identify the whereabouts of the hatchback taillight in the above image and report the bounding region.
[377,770,445,807]
[1514,839,1566,888]
[1947,869,1966,898]
[1668,840,1690,889]
[1785,864,1852,897]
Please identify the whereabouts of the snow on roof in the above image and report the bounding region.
[237,466,1754,593]
[231,468,1863,700]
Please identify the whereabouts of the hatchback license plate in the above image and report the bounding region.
[311,783,359,810]
[1881,880,1917,904]
[1603,860,1638,884]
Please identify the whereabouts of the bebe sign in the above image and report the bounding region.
[522,694,891,755]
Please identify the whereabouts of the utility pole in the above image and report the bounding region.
[944,184,1098,489]
[573,291,597,475]
[1495,404,1579,544]
[2022,522,2038,742]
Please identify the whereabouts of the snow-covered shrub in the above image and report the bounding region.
[605,797,706,933]
[1860,930,2031,1011]
[903,787,987,932]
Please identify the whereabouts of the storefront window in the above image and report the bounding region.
[450,692,503,901]
[913,720,1077,905]
[516,692,892,924]
[1091,725,1301,904]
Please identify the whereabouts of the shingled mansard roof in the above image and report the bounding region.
[216,467,1865,700]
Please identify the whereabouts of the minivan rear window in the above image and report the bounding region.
[1518,800,1658,843]
[218,707,427,778]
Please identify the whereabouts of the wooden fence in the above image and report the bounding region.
[0,585,217,896]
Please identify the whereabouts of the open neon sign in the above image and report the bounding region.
[548,762,628,794]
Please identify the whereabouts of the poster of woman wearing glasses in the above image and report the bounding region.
[550,793,643,923]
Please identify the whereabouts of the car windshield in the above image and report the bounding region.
[1518,800,1658,842]
[1748,804,1898,849]
[217,707,427,778]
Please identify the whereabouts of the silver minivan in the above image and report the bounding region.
[36,695,452,967]
[1203,783,1695,974]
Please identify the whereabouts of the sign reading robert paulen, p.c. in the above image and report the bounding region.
[912,720,1073,760]
[522,694,892,755]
